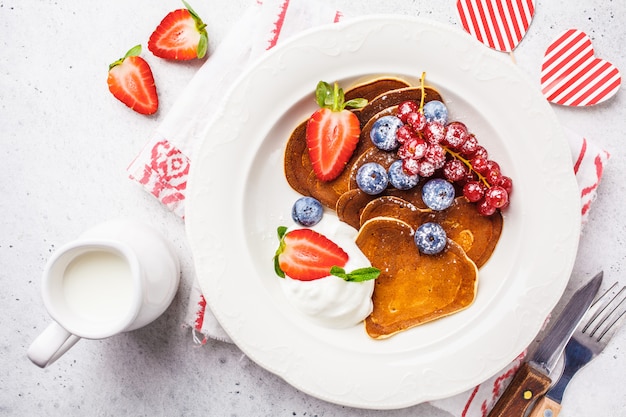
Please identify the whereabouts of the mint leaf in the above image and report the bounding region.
[330,266,380,282]
[344,98,368,110]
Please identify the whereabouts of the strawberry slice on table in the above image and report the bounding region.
[148,1,208,60]
[306,81,367,182]
[274,227,349,281]
[107,45,158,115]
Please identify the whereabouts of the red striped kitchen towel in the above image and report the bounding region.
[127,0,610,415]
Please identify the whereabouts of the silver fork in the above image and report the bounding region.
[529,282,626,417]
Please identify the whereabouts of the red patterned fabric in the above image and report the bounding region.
[129,139,189,217]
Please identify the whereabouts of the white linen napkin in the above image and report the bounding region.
[127,0,610,414]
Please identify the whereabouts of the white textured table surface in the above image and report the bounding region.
[1,1,625,416]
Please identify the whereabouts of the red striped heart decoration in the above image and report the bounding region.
[457,0,535,52]
[541,29,621,106]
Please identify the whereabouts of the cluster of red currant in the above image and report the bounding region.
[395,100,512,216]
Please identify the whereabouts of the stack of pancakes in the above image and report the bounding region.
[284,77,502,339]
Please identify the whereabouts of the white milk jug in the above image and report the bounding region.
[27,219,180,368]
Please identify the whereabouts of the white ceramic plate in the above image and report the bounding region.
[186,16,580,409]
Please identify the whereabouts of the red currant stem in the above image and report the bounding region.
[419,71,426,113]
[443,147,491,189]
[413,72,494,191]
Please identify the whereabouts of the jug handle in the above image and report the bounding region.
[27,322,80,368]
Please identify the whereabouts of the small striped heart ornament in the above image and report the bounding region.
[541,29,621,106]
[456,0,535,52]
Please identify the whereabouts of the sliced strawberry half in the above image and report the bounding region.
[148,1,208,60]
[274,227,349,281]
[107,45,158,115]
[306,81,367,182]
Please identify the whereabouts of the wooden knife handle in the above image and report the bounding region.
[528,396,562,417]
[487,362,552,417]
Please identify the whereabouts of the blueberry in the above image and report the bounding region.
[423,100,448,125]
[291,197,323,226]
[422,178,455,211]
[356,162,388,195]
[370,115,403,151]
[388,160,419,190]
[414,222,447,255]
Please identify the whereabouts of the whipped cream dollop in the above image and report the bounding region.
[280,214,375,328]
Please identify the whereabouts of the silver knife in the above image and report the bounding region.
[487,272,603,417]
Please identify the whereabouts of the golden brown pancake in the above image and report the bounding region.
[304,134,376,208]
[357,86,443,126]
[336,185,429,230]
[356,217,479,339]
[344,77,411,102]
[283,120,311,196]
[421,198,503,268]
[283,76,504,339]
[347,147,398,191]
[336,189,377,230]
[359,196,502,268]
[283,78,442,209]
[359,195,421,226]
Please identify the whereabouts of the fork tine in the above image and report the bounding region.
[581,282,617,332]
[597,289,626,342]
[598,306,626,342]
[583,282,626,342]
